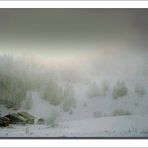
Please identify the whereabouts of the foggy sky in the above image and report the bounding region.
[0,9,148,57]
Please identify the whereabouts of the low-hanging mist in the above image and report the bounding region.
[0,9,148,137]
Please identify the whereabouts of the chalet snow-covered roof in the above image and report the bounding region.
[11,113,28,122]
[18,112,35,120]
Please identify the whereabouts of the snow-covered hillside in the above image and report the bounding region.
[1,86,148,137]
[0,49,148,138]
[0,114,148,137]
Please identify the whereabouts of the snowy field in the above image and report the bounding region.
[1,92,148,137]
[0,114,148,137]
[0,82,148,138]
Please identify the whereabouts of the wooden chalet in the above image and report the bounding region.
[5,113,27,125]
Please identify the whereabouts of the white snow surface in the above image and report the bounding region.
[1,81,148,137]
[0,114,148,137]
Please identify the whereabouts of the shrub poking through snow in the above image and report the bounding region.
[69,110,73,115]
[112,109,131,116]
[112,81,128,99]
[83,102,87,107]
[24,93,33,110]
[43,79,64,106]
[135,86,146,98]
[134,103,138,107]
[87,82,100,98]
[100,80,109,96]
[37,118,45,125]
[93,111,102,118]
[63,84,76,112]
[47,110,59,127]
